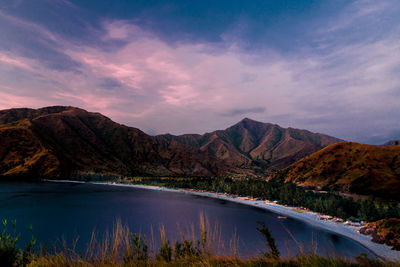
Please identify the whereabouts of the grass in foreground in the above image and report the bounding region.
[29,254,394,267]
[2,217,399,267]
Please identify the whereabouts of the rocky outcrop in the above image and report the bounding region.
[359,219,400,250]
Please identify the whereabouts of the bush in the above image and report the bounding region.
[0,220,19,267]
[0,219,36,267]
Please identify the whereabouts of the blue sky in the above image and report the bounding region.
[0,0,399,144]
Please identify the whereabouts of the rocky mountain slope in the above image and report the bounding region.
[0,106,231,179]
[157,118,341,174]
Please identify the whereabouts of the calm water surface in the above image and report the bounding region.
[0,181,373,258]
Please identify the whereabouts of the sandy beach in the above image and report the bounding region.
[47,180,400,262]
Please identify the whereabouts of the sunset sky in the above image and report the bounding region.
[0,0,399,144]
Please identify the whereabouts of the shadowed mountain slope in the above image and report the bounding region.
[157,118,341,174]
[0,107,231,179]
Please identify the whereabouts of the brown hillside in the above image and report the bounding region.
[277,142,400,199]
[157,118,341,174]
[0,119,60,179]
[0,107,233,179]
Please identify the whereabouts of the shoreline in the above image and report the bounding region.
[45,180,400,262]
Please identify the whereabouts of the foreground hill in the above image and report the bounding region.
[157,118,341,174]
[0,106,232,179]
[273,142,400,200]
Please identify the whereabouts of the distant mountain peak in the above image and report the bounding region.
[159,117,341,174]
[382,139,400,146]
[241,117,255,122]
[232,117,274,130]
[237,117,265,125]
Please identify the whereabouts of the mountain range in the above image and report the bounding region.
[1,106,398,199]
[0,106,229,179]
[0,106,340,180]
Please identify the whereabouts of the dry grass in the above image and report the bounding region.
[23,215,400,267]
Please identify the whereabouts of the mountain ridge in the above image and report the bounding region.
[0,106,341,180]
[0,106,232,179]
[157,117,342,174]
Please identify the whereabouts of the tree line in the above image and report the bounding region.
[127,175,400,222]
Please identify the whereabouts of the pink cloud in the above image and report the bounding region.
[0,90,50,110]
[0,52,34,70]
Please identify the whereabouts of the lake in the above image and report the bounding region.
[0,181,373,258]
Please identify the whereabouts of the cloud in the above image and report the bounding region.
[0,52,33,70]
[0,2,399,144]
[219,107,266,117]
[0,90,51,109]
[321,0,390,34]
[0,10,82,72]
[97,77,122,90]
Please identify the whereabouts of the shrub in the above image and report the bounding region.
[0,220,36,267]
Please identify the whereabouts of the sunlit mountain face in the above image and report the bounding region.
[0,0,399,144]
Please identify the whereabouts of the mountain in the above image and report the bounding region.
[157,118,341,175]
[0,106,341,180]
[382,140,400,146]
[0,106,232,180]
[273,142,400,200]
